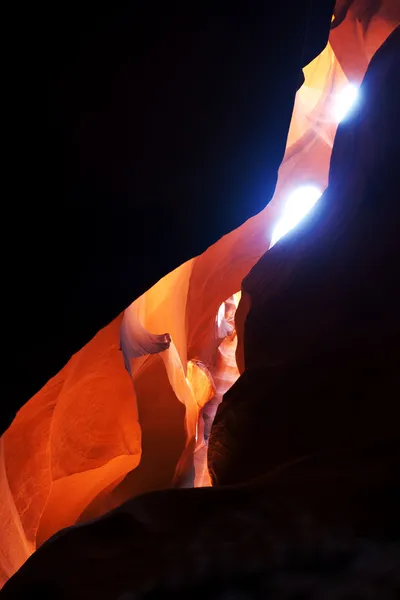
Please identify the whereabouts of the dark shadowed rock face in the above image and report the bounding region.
[3,18,400,600]
[2,441,400,599]
[208,25,400,488]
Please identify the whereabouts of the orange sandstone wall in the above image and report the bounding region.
[0,3,397,587]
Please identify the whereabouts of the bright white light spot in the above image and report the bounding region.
[217,301,225,328]
[333,84,359,122]
[270,185,322,247]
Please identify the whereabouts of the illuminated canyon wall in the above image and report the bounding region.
[1,2,398,588]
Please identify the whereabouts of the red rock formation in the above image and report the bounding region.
[0,4,398,591]
[2,441,399,599]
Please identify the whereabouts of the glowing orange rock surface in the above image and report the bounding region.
[0,3,397,588]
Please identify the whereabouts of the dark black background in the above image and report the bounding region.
[3,1,334,433]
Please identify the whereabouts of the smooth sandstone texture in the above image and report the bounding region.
[0,2,398,591]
